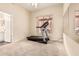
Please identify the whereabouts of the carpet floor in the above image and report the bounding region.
[0,39,67,56]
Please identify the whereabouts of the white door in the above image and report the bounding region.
[4,14,12,42]
[0,13,5,42]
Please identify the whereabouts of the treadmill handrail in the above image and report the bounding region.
[36,21,49,28]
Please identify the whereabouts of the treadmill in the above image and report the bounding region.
[27,20,49,44]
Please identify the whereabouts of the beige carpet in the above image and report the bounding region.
[0,39,67,56]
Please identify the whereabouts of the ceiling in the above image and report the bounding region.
[14,3,63,12]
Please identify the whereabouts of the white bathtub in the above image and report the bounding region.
[63,33,79,56]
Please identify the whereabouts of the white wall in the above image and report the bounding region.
[0,3,30,42]
[63,3,70,15]
[30,5,63,40]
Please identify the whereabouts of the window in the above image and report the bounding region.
[36,15,53,34]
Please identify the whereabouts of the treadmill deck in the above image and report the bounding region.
[27,36,49,44]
